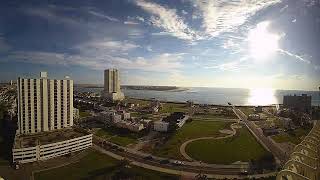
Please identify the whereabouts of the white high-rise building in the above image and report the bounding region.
[103,69,124,101]
[17,72,73,135]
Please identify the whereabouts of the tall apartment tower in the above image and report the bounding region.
[103,69,124,101]
[17,72,73,135]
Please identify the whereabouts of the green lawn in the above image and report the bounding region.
[95,128,138,146]
[185,128,271,164]
[160,103,188,113]
[238,107,255,116]
[35,150,178,180]
[192,114,237,120]
[154,121,230,160]
[131,112,153,119]
[109,136,137,146]
[79,111,91,117]
[272,128,310,145]
[125,98,150,107]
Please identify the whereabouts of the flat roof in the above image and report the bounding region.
[14,128,89,149]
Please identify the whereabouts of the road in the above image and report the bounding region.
[231,106,288,165]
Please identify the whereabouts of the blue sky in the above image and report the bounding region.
[0,0,319,90]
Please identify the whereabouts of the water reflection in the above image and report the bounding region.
[247,88,278,106]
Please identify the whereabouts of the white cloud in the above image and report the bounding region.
[124,21,140,25]
[146,45,153,52]
[7,49,183,73]
[75,40,140,53]
[134,0,201,40]
[136,16,145,22]
[191,0,281,37]
[88,10,120,22]
[181,10,188,15]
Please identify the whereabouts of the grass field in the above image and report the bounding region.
[154,121,230,160]
[79,111,91,117]
[125,98,151,107]
[95,128,138,146]
[192,114,237,120]
[35,150,178,180]
[160,103,188,113]
[271,128,310,145]
[238,107,255,116]
[185,128,271,164]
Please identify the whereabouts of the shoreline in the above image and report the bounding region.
[127,97,278,107]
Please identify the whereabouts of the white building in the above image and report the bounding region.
[112,114,122,123]
[14,72,92,164]
[120,111,130,120]
[17,72,73,135]
[154,121,169,132]
[12,130,92,164]
[103,69,124,101]
[115,121,144,132]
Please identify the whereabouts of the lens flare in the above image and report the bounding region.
[248,21,280,60]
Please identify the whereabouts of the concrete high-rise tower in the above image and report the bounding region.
[17,72,73,135]
[103,69,124,101]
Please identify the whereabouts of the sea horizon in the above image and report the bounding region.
[76,86,320,106]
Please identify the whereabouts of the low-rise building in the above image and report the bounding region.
[281,118,293,129]
[141,119,152,126]
[262,127,279,136]
[163,112,189,128]
[154,121,169,132]
[112,114,122,123]
[254,106,263,113]
[248,114,260,121]
[115,120,144,132]
[12,129,92,164]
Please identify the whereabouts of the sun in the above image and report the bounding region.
[248,21,280,60]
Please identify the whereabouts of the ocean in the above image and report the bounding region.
[75,87,320,106]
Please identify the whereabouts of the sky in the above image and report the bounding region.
[0,0,319,90]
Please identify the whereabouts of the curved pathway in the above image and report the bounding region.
[180,123,242,162]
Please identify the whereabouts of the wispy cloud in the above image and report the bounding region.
[88,10,120,22]
[124,21,140,25]
[134,0,201,40]
[191,0,281,37]
[205,56,250,71]
[24,6,80,26]
[7,51,67,65]
[75,40,140,54]
[278,49,311,64]
[6,48,183,73]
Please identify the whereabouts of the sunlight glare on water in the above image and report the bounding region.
[247,88,278,106]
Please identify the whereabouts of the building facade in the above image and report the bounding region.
[154,121,169,132]
[17,72,74,135]
[283,94,312,113]
[103,69,124,101]
[12,134,92,164]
